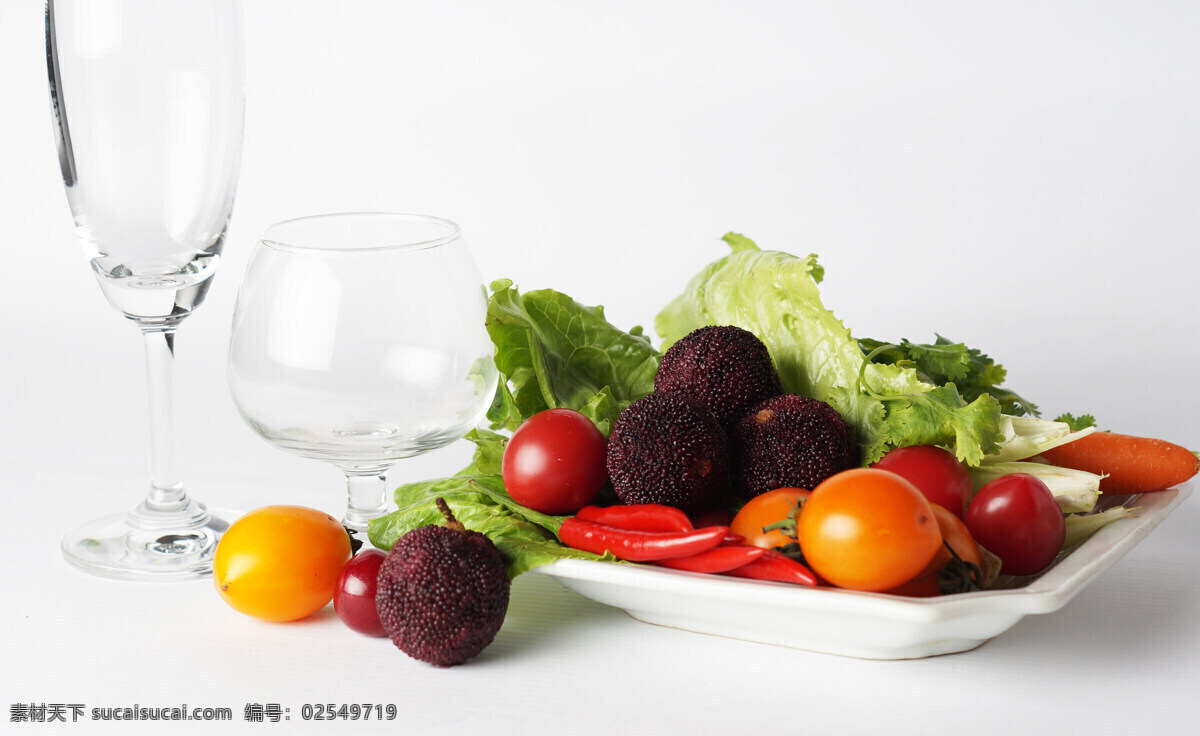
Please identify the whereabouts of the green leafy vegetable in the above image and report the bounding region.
[485,279,659,437]
[656,235,1004,464]
[859,336,1039,417]
[1054,412,1098,431]
[368,474,616,579]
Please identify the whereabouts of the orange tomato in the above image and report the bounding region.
[214,505,352,622]
[885,504,982,597]
[729,487,811,551]
[798,468,942,592]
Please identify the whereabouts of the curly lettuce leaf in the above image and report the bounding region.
[656,234,1003,464]
[859,335,1039,417]
[486,279,659,436]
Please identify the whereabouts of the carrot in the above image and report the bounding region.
[1037,431,1199,494]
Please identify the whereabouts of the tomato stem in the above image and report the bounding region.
[935,539,984,595]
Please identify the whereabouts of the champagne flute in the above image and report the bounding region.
[46,0,245,579]
[227,213,498,535]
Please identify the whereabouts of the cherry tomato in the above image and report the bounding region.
[729,487,810,551]
[214,506,352,622]
[965,473,1065,576]
[798,468,942,592]
[871,445,972,519]
[333,549,387,637]
[502,409,608,514]
[886,504,982,597]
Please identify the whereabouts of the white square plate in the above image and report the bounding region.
[534,484,1191,659]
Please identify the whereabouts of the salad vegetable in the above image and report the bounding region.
[557,518,730,562]
[575,504,695,533]
[485,279,658,437]
[653,545,766,573]
[657,235,1018,465]
[968,461,1101,514]
[369,234,1181,586]
[1036,430,1200,494]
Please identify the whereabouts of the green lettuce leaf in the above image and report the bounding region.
[485,279,659,436]
[858,335,1039,417]
[656,234,1004,464]
[368,474,616,578]
[461,427,507,476]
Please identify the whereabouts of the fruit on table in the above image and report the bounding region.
[732,393,858,500]
[653,325,783,430]
[376,499,510,667]
[798,468,942,592]
[333,549,388,637]
[501,408,608,514]
[213,505,352,622]
[871,445,973,519]
[605,391,731,515]
[965,473,1065,576]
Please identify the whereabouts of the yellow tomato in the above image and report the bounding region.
[214,505,352,622]
[798,469,942,592]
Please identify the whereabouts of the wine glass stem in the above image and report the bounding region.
[141,326,186,510]
[344,472,388,535]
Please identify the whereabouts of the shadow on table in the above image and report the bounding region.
[479,572,630,665]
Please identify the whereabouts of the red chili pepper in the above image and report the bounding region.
[653,545,766,574]
[722,548,819,586]
[574,504,694,533]
[558,518,729,562]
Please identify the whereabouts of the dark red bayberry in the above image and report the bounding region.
[333,548,387,637]
[376,499,510,667]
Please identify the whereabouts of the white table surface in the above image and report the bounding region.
[3,2,1198,734]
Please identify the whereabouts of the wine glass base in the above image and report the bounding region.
[61,507,241,581]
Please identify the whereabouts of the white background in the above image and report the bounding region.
[3,1,1198,734]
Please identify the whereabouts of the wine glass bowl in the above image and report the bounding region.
[228,213,498,532]
[49,0,244,326]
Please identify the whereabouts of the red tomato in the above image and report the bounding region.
[729,487,810,551]
[333,549,387,637]
[885,504,982,597]
[501,409,608,514]
[798,469,942,592]
[965,473,1065,576]
[871,445,972,519]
